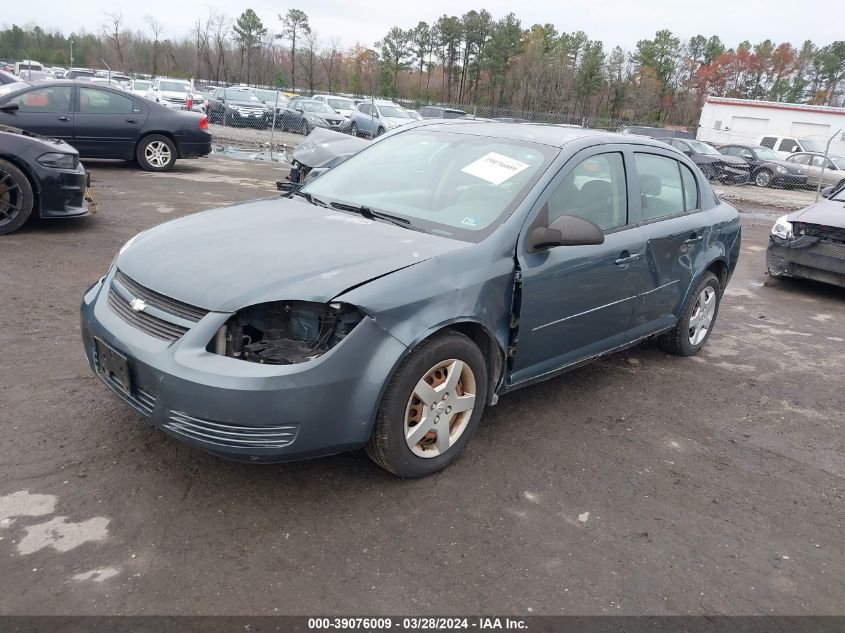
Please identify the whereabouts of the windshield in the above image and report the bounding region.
[687,140,719,155]
[377,105,409,118]
[302,101,335,114]
[327,98,353,110]
[254,89,284,102]
[302,130,556,242]
[160,81,191,92]
[133,81,151,90]
[755,147,780,161]
[830,156,845,170]
[224,89,259,101]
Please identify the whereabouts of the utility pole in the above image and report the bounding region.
[70,38,74,69]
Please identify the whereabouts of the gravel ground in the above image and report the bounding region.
[209,123,302,152]
[0,155,843,616]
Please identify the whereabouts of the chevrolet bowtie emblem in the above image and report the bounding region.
[129,298,147,312]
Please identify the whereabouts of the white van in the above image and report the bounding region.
[14,60,43,76]
[757,135,826,159]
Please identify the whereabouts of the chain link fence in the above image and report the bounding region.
[203,85,844,196]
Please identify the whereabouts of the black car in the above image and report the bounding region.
[279,98,345,135]
[717,144,808,188]
[0,124,88,235]
[0,80,212,171]
[664,138,751,184]
[206,88,271,129]
[418,105,468,119]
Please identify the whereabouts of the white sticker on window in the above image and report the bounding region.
[461,152,530,185]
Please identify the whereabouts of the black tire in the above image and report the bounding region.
[350,122,359,137]
[659,272,721,357]
[366,331,488,478]
[754,169,773,188]
[300,120,310,136]
[375,127,385,137]
[136,134,177,172]
[0,159,34,235]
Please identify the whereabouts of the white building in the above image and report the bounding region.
[697,96,845,156]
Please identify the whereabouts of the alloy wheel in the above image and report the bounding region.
[144,141,172,168]
[755,170,771,187]
[0,168,23,229]
[688,286,717,346]
[404,359,477,458]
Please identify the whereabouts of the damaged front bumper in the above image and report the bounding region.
[80,273,407,462]
[767,234,845,288]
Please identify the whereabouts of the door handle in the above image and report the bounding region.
[615,252,642,266]
[683,234,704,245]
[125,118,137,123]
[57,116,70,122]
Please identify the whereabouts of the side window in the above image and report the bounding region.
[546,152,627,231]
[721,146,737,157]
[9,86,72,113]
[810,156,826,168]
[358,103,371,115]
[790,154,810,165]
[680,164,699,211]
[759,137,777,149]
[634,153,685,221]
[778,138,798,153]
[79,87,136,114]
[739,148,755,160]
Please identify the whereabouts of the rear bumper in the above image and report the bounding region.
[38,162,89,219]
[767,236,845,287]
[176,139,212,159]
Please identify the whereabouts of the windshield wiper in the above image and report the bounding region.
[289,190,330,208]
[329,201,418,230]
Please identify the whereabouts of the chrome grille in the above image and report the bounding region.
[107,288,189,341]
[114,270,207,322]
[164,411,299,449]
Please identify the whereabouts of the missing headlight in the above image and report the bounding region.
[210,301,364,365]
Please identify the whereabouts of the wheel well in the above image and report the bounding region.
[137,131,180,158]
[706,260,728,291]
[444,322,504,404]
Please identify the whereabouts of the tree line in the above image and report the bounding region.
[1,10,843,125]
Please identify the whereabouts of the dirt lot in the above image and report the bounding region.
[1,155,843,616]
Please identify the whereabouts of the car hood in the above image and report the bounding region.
[227,99,265,107]
[767,158,805,173]
[117,197,467,312]
[788,198,845,228]
[292,127,368,168]
[384,117,413,128]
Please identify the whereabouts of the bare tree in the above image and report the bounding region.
[298,31,320,94]
[144,16,164,76]
[210,12,230,83]
[320,38,342,92]
[279,9,310,89]
[103,10,129,70]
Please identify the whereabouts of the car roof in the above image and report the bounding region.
[402,119,681,150]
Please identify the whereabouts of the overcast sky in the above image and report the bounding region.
[3,0,841,52]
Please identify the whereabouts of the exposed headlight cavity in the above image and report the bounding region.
[771,215,793,240]
[211,301,364,365]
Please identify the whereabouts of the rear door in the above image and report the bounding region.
[0,85,74,141]
[628,149,711,338]
[73,86,147,159]
[512,147,650,384]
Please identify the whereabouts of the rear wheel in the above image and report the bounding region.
[136,134,177,172]
[0,159,34,235]
[350,122,359,137]
[367,331,488,478]
[659,272,721,356]
[375,127,385,137]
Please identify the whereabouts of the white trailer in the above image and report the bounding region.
[697,96,845,156]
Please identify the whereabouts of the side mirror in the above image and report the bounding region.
[820,186,835,199]
[0,102,19,112]
[528,214,604,252]
[296,108,303,113]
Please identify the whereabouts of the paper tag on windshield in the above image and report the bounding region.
[461,152,530,185]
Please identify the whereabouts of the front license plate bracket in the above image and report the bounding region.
[94,337,131,396]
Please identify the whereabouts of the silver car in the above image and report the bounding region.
[784,152,845,189]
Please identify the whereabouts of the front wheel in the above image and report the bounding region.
[300,120,310,136]
[367,331,488,478]
[754,169,773,188]
[375,127,385,137]
[0,158,35,235]
[659,272,721,356]
[350,122,359,137]
[136,134,177,172]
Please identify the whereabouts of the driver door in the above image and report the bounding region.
[511,147,649,385]
[0,85,74,141]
